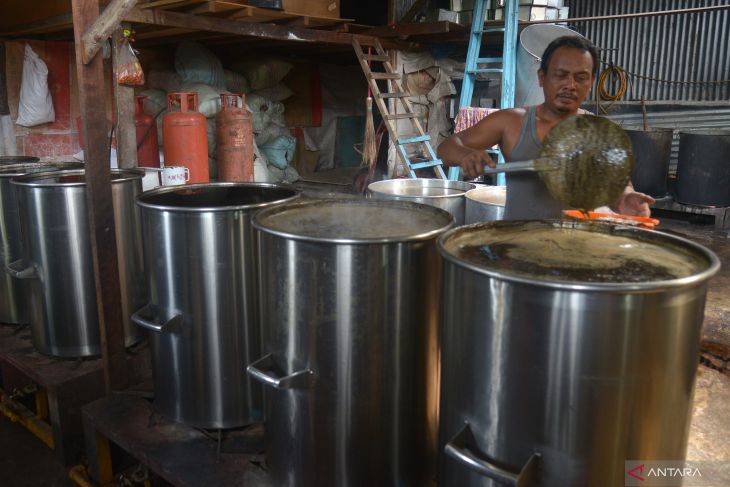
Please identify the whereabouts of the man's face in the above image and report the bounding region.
[538,46,595,113]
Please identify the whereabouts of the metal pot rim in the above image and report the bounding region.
[135,182,300,212]
[437,219,721,292]
[623,127,674,133]
[0,162,83,178]
[367,178,476,200]
[465,186,506,207]
[254,198,454,244]
[0,155,40,164]
[10,168,143,187]
[678,129,730,137]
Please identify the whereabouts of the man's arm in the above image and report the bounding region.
[437,110,513,179]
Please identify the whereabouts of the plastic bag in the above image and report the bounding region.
[16,44,55,127]
[116,31,144,86]
[175,41,225,89]
[260,135,296,170]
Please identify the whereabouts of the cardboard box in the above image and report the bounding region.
[281,0,339,19]
[427,8,460,23]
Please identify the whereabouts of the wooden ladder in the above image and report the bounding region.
[352,37,446,179]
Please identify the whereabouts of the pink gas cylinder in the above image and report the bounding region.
[216,94,254,182]
[135,96,160,168]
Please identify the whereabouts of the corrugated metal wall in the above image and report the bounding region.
[564,0,730,101]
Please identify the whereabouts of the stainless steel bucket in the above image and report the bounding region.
[10,169,145,357]
[464,186,506,224]
[250,199,453,487]
[133,183,299,429]
[437,220,720,487]
[0,162,81,324]
[367,178,475,225]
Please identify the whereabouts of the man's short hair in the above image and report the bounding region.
[540,36,599,76]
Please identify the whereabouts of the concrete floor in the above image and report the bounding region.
[0,413,75,487]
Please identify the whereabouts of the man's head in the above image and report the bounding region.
[538,36,598,114]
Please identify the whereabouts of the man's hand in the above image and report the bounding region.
[612,188,656,218]
[460,150,496,179]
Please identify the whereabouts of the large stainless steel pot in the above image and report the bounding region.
[10,169,145,357]
[367,178,475,225]
[465,186,506,224]
[675,129,730,206]
[250,199,453,487]
[133,183,299,429]
[0,162,81,324]
[437,220,720,487]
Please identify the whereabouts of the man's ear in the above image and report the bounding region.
[537,69,545,87]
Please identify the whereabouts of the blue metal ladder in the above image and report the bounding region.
[448,0,519,185]
[352,37,447,179]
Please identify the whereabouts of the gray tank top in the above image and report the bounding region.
[503,106,566,220]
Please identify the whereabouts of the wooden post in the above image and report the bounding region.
[112,24,137,169]
[82,0,138,64]
[0,42,9,115]
[71,0,128,392]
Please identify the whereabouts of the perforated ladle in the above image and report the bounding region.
[480,114,634,210]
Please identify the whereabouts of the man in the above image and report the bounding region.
[437,36,654,219]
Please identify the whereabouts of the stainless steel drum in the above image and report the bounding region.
[0,162,81,324]
[10,169,145,357]
[437,220,720,487]
[465,186,506,224]
[250,199,453,487]
[132,183,299,429]
[368,178,475,225]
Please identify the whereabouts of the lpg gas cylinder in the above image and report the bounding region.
[216,94,254,182]
[162,92,209,183]
[135,96,160,168]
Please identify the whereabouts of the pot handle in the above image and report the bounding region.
[247,353,315,389]
[444,422,541,487]
[131,304,183,334]
[6,259,37,279]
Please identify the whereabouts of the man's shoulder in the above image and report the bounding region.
[486,107,526,123]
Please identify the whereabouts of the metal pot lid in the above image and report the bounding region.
[11,168,143,187]
[367,178,475,198]
[254,198,454,244]
[0,161,83,178]
[438,220,720,291]
[136,182,300,212]
[0,155,40,165]
[539,114,634,211]
[465,186,506,206]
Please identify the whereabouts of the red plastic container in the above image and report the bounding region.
[162,92,209,184]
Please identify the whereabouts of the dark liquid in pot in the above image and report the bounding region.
[459,242,678,282]
[444,221,708,284]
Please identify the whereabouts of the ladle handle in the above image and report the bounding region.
[482,160,540,175]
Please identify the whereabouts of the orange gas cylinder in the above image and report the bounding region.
[162,92,209,183]
[216,94,254,182]
[135,96,160,168]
